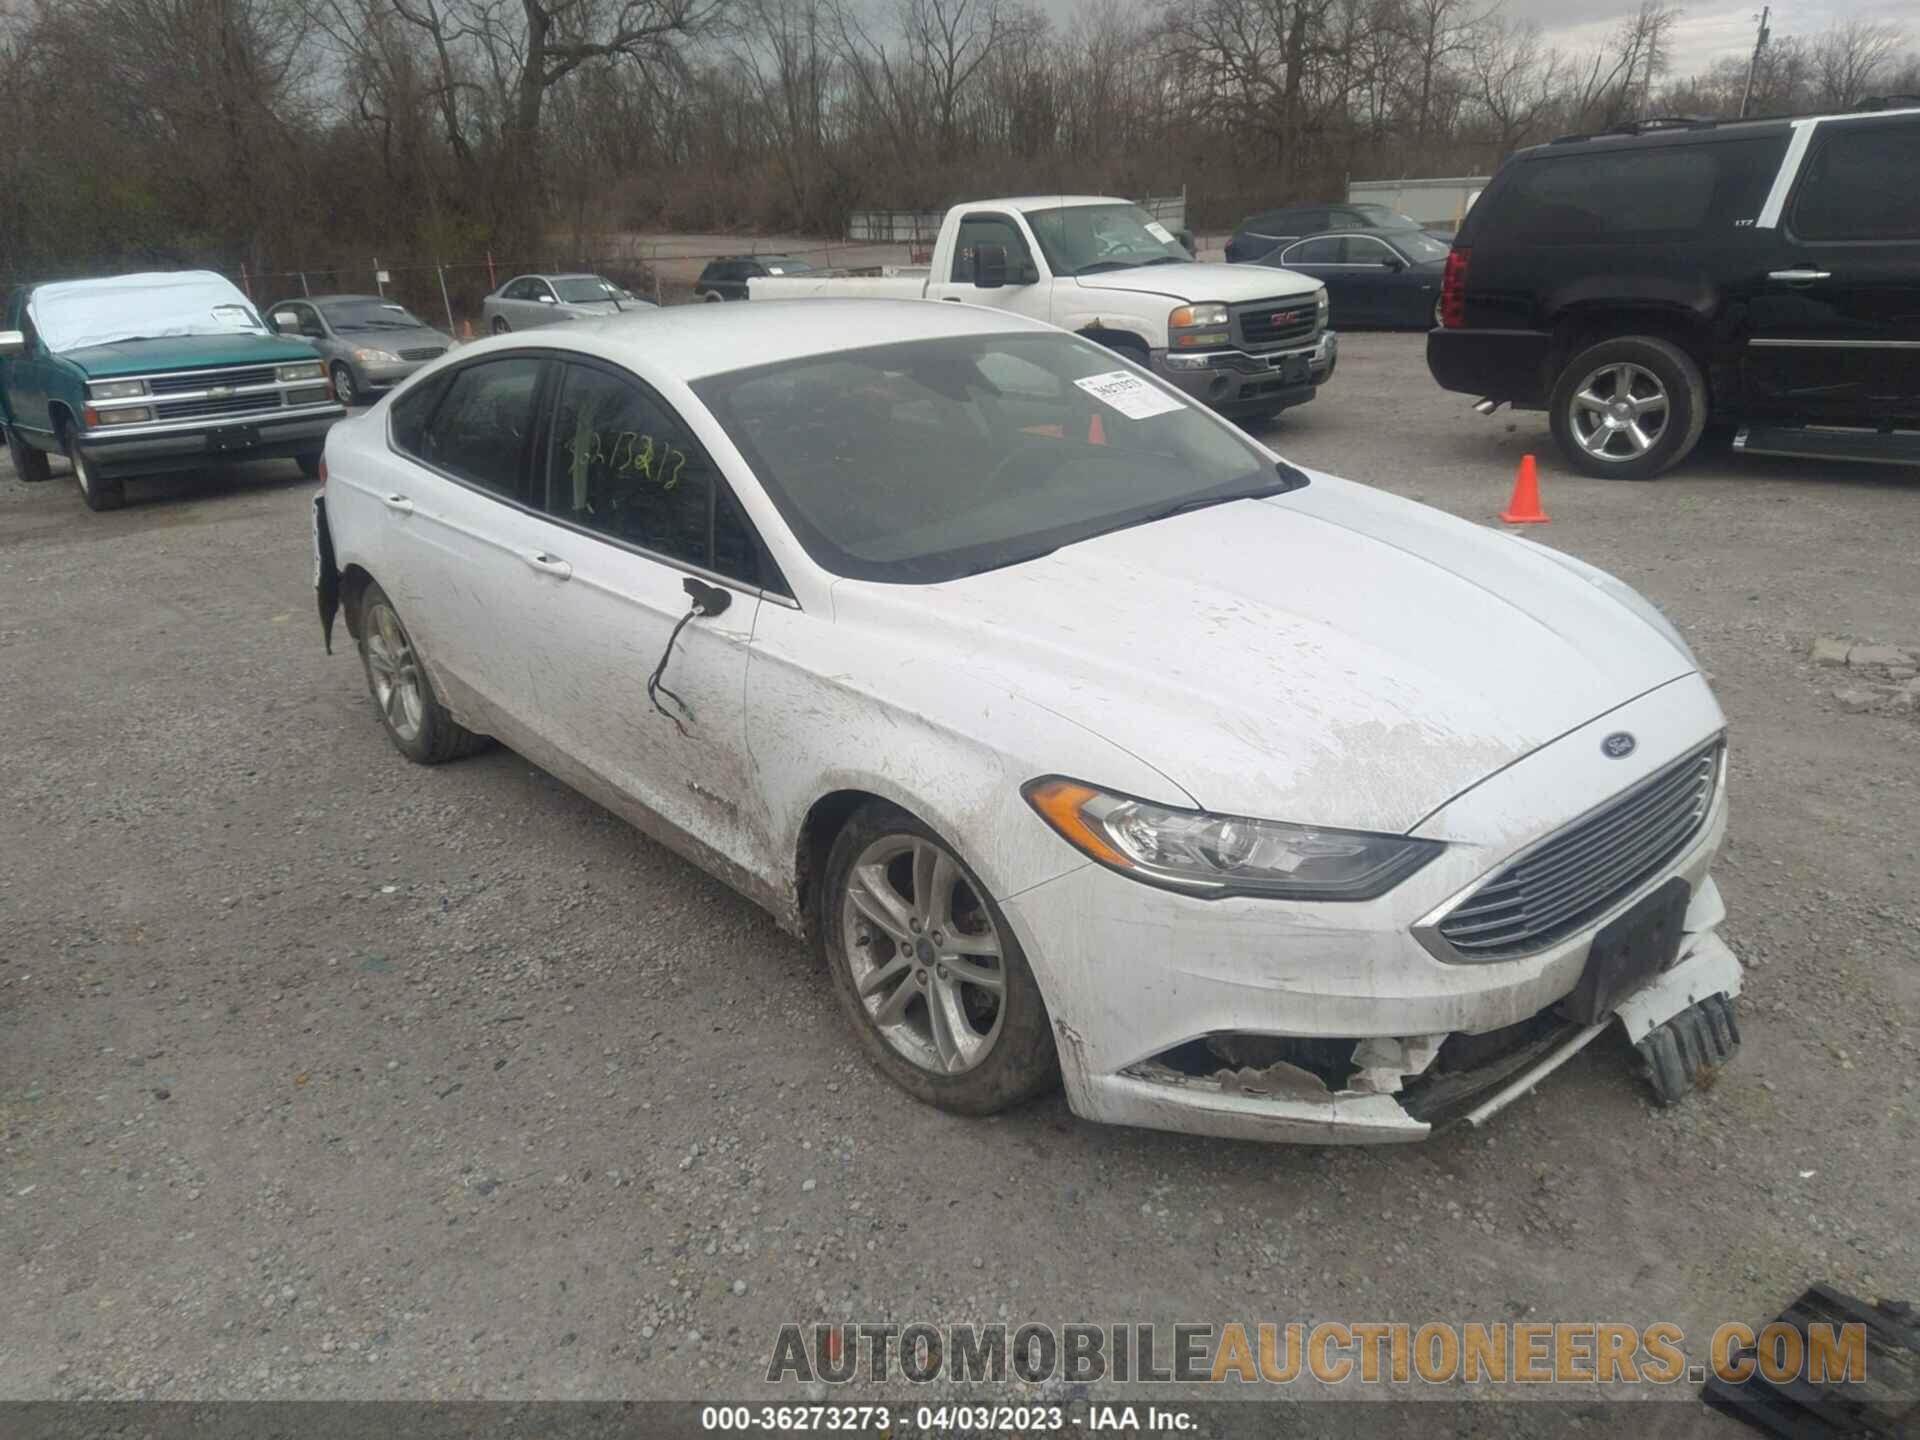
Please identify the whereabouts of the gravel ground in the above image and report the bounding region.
[2,333,1916,1417]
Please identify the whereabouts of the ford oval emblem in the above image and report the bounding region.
[1602,732,1637,759]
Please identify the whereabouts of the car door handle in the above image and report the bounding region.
[382,493,414,515]
[523,551,572,580]
[1768,268,1831,285]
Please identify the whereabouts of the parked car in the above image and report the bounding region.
[482,273,655,333]
[1256,229,1452,329]
[748,196,1336,423]
[0,270,342,510]
[313,299,1741,1144]
[1429,103,1920,478]
[695,255,815,301]
[1224,202,1427,263]
[268,294,452,408]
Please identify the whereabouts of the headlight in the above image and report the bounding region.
[87,379,148,401]
[1514,538,1700,670]
[94,406,153,425]
[1315,287,1330,323]
[352,348,402,365]
[277,362,325,383]
[1024,778,1443,901]
[1169,303,1230,329]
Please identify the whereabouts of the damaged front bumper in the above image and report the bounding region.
[1000,677,1742,1144]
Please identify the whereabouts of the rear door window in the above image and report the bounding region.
[1282,237,1346,265]
[1790,122,1920,241]
[418,356,544,500]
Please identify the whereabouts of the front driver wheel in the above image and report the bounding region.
[355,581,489,764]
[1549,336,1707,480]
[7,424,52,482]
[820,803,1058,1115]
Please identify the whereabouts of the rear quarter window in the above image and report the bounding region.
[1790,122,1920,241]
[1487,137,1786,244]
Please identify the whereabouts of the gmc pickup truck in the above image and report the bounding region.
[1,270,345,510]
[749,195,1337,421]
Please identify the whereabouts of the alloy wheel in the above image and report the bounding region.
[363,599,426,742]
[840,834,1007,1075]
[1568,361,1669,462]
[331,364,355,408]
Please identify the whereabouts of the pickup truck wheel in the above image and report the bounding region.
[6,424,52,482]
[491,316,510,335]
[355,581,489,764]
[63,423,124,511]
[1549,336,1707,481]
[819,802,1059,1116]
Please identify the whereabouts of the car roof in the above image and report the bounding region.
[1516,103,1917,159]
[485,297,1057,381]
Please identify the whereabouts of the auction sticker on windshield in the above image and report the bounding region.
[1075,370,1186,420]
[1145,220,1176,243]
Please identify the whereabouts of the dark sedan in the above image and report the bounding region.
[1257,230,1451,330]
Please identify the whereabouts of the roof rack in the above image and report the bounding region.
[1550,115,1719,144]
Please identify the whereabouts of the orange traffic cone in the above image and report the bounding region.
[1087,412,1106,446]
[1501,453,1548,524]
[461,319,475,341]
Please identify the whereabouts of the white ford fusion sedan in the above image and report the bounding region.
[313,299,1741,1144]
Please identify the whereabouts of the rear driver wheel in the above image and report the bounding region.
[6,424,52,482]
[354,582,489,764]
[1549,336,1707,480]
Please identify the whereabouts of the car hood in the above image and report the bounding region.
[830,475,1694,832]
[1071,262,1319,304]
[329,325,450,350]
[61,333,320,377]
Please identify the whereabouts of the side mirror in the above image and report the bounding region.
[272,310,301,328]
[0,329,25,357]
[1383,256,1406,272]
[538,293,558,304]
[973,244,1008,290]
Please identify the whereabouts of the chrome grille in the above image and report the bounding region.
[400,346,446,362]
[1236,299,1317,349]
[153,392,282,421]
[148,366,278,395]
[1437,741,1722,957]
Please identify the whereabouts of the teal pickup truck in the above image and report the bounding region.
[0,270,345,510]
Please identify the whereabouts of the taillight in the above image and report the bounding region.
[1440,248,1470,328]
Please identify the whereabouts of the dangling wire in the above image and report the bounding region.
[647,604,703,737]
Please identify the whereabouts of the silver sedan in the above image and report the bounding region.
[481,274,655,333]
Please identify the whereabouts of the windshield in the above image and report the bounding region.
[1398,232,1451,261]
[320,300,427,331]
[1353,204,1424,230]
[693,333,1303,584]
[553,276,620,303]
[1026,204,1191,277]
[29,271,267,352]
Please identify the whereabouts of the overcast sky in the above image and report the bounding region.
[1492,0,1908,77]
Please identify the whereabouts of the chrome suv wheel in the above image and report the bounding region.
[1549,335,1708,481]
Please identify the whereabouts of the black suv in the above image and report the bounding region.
[1428,104,1920,478]
[693,255,813,301]
[1225,203,1425,263]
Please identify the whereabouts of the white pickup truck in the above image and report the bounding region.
[749,195,1336,421]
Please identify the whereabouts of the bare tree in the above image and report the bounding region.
[1811,19,1904,109]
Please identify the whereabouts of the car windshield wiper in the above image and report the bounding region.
[1124,476,1302,530]
[1138,255,1191,266]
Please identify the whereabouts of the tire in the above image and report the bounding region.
[329,362,357,409]
[296,453,323,479]
[1549,336,1707,481]
[354,581,490,764]
[6,423,52,482]
[62,421,124,511]
[491,316,511,335]
[702,291,723,303]
[818,801,1059,1116]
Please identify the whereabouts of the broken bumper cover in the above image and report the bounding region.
[1000,676,1740,1144]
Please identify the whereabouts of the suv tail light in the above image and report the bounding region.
[1440,248,1470,328]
